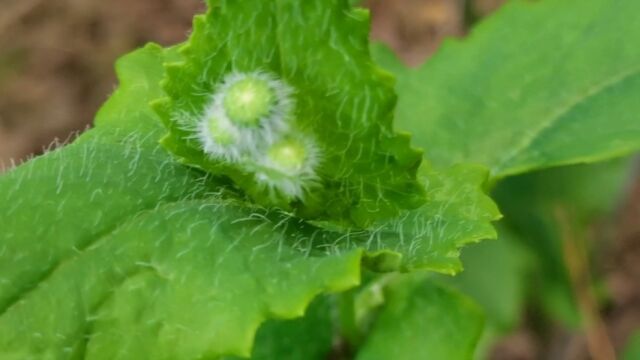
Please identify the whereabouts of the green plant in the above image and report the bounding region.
[1,0,639,359]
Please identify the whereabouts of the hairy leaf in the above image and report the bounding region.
[366,164,500,274]
[0,44,199,314]
[0,46,361,359]
[373,0,640,179]
[313,164,500,275]
[156,0,424,224]
[0,39,499,358]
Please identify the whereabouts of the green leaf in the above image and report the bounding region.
[314,163,500,275]
[0,44,198,314]
[623,330,640,360]
[0,46,362,359]
[438,226,534,358]
[0,198,361,359]
[157,0,424,224]
[373,0,640,179]
[0,39,499,359]
[223,296,335,360]
[369,164,501,274]
[446,226,532,332]
[355,274,484,360]
[0,2,504,357]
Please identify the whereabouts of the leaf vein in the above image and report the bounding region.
[494,65,640,176]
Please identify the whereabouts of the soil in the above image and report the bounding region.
[0,0,204,169]
[1,1,638,359]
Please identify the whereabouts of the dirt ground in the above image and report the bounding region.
[1,1,638,359]
[0,0,205,168]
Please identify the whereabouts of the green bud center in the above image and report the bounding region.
[207,115,235,145]
[267,139,307,173]
[223,76,275,126]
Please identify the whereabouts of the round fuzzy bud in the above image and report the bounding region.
[214,72,294,146]
[207,114,236,145]
[223,76,275,127]
[192,70,320,204]
[253,136,321,200]
[267,139,308,173]
[196,109,242,161]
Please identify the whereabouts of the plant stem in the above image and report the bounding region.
[337,289,361,350]
[555,206,616,360]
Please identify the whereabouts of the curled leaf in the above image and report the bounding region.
[155,0,424,224]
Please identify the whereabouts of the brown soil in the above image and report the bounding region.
[605,168,640,356]
[0,0,204,169]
